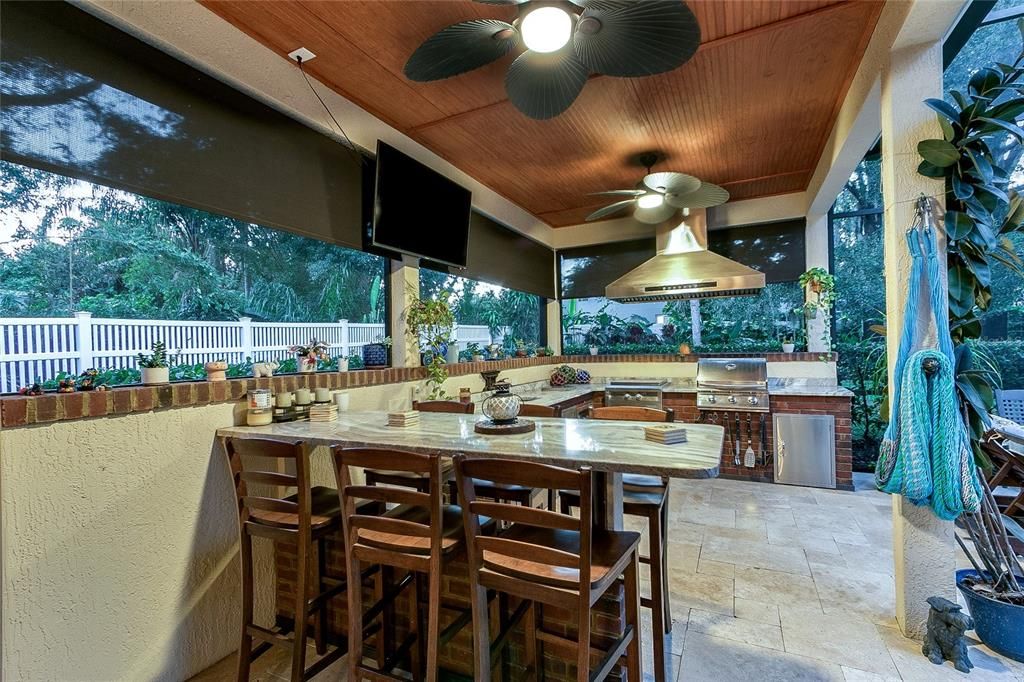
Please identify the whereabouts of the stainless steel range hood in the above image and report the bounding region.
[605,208,765,302]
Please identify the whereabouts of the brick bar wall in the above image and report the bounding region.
[0,352,835,428]
[274,532,625,680]
[664,392,853,490]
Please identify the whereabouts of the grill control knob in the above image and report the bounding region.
[747,396,759,406]
[706,395,716,404]
[728,395,737,404]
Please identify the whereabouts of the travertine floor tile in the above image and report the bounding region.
[679,631,845,682]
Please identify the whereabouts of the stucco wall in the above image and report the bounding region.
[0,359,835,680]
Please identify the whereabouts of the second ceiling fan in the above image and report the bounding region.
[404,0,701,120]
[586,153,730,224]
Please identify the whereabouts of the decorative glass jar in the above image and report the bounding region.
[481,381,522,425]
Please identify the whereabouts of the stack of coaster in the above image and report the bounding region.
[388,411,420,428]
[309,403,339,422]
[644,424,688,445]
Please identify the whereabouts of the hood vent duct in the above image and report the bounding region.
[605,209,765,302]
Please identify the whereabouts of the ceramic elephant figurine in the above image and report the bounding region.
[252,361,279,378]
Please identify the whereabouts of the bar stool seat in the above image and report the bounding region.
[249,486,342,530]
[484,525,641,591]
[360,503,489,555]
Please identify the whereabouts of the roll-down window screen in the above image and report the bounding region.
[0,2,363,249]
[423,212,556,300]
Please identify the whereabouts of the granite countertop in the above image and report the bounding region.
[217,411,723,478]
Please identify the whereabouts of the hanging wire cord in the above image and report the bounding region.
[295,56,365,168]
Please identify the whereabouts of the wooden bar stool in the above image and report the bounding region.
[456,455,642,682]
[223,436,348,682]
[364,401,472,493]
[334,447,481,682]
[559,406,674,679]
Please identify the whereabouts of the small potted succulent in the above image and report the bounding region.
[782,336,796,354]
[137,341,173,385]
[289,338,329,373]
[363,335,391,368]
[77,368,101,390]
[514,339,528,358]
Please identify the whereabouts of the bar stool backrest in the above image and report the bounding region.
[589,406,674,422]
[456,456,593,590]
[333,447,444,566]
[413,400,476,414]
[518,403,560,418]
[223,436,311,537]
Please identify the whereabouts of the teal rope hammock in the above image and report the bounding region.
[874,196,981,520]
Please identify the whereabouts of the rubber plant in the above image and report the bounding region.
[915,21,1024,459]
[405,291,456,399]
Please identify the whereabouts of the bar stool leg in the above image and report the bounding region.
[291,540,310,682]
[347,555,364,682]
[426,568,443,682]
[468,578,491,682]
[575,597,591,682]
[523,601,538,682]
[624,551,642,682]
[409,573,424,682]
[314,539,327,655]
[236,531,255,682]
[647,506,667,679]
[660,500,672,634]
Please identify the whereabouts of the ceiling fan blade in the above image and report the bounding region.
[587,189,645,197]
[586,199,636,221]
[643,171,700,197]
[634,202,676,224]
[404,20,518,82]
[505,49,588,120]
[573,1,701,77]
[670,181,730,209]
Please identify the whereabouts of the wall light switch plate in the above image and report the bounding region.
[287,47,316,64]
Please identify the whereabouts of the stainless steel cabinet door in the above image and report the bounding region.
[773,414,836,489]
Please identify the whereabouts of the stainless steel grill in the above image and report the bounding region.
[604,379,669,409]
[696,358,769,412]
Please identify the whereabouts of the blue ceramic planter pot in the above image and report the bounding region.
[956,569,1024,663]
[362,343,388,368]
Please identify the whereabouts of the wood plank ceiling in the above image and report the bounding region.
[201,0,883,227]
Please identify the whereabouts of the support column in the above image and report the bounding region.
[545,299,562,355]
[880,39,955,639]
[804,213,831,352]
[389,256,420,368]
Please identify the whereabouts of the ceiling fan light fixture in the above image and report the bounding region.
[637,193,664,209]
[521,6,573,53]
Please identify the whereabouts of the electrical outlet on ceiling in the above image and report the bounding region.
[287,47,316,64]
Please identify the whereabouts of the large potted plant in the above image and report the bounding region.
[915,25,1024,657]
[956,470,1024,662]
[137,341,173,385]
[406,293,456,399]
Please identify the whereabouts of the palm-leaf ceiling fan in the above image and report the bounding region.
[404,1,701,120]
[586,152,729,223]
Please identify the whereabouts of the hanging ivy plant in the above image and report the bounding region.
[798,267,837,348]
[915,21,1024,451]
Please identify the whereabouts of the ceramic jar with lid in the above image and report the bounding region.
[481,381,522,425]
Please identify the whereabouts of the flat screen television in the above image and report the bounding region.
[372,141,472,268]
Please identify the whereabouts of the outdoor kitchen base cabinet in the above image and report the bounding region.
[773,414,836,489]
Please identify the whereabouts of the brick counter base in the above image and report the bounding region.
[274,531,625,680]
[664,393,853,490]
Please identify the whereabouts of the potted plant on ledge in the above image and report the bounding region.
[137,341,173,385]
[289,338,329,373]
[406,293,456,399]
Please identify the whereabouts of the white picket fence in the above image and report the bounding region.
[0,313,492,392]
